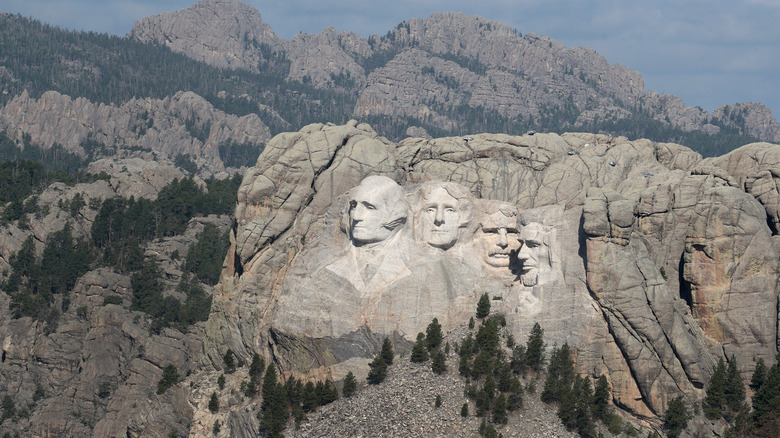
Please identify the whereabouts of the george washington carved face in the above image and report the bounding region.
[348,175,408,246]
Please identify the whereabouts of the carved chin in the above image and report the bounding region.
[520,270,538,286]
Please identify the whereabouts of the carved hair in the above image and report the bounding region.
[417,181,474,227]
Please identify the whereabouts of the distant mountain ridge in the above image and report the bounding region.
[130,0,780,151]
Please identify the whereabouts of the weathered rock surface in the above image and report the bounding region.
[0,89,271,176]
[130,0,780,144]
[201,121,779,437]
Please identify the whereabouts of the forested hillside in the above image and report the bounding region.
[0,12,765,156]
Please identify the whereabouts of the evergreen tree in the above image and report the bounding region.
[663,396,689,438]
[591,375,611,422]
[476,293,491,318]
[302,381,318,412]
[208,392,219,413]
[750,358,767,391]
[411,332,430,363]
[261,364,278,411]
[541,343,574,403]
[507,377,524,411]
[574,376,596,438]
[510,344,527,375]
[472,349,493,379]
[426,318,443,351]
[461,402,469,417]
[367,355,388,385]
[492,393,508,424]
[525,322,546,372]
[258,381,289,438]
[752,356,780,428]
[432,349,447,375]
[435,394,442,408]
[249,353,265,378]
[223,349,237,374]
[460,333,475,358]
[469,316,475,329]
[724,355,746,415]
[217,374,225,390]
[157,364,180,395]
[380,337,394,365]
[212,419,221,435]
[342,371,357,398]
[459,354,472,377]
[703,358,727,419]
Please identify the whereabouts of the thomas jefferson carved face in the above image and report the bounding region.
[417,183,472,250]
[518,222,546,286]
[348,176,408,246]
[474,202,519,268]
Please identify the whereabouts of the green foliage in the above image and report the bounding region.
[156,364,181,395]
[750,358,767,391]
[703,357,727,419]
[476,293,491,318]
[367,355,388,385]
[469,316,475,329]
[724,355,746,415]
[525,322,546,372]
[223,350,236,374]
[541,343,575,404]
[249,353,265,379]
[411,332,429,363]
[380,337,394,365]
[208,392,219,413]
[461,402,469,417]
[435,394,442,408]
[431,349,447,375]
[218,141,264,168]
[102,295,123,306]
[1,395,15,423]
[342,371,357,398]
[184,223,230,286]
[591,375,611,422]
[217,374,225,390]
[173,154,198,174]
[212,419,221,435]
[426,318,443,351]
[492,393,508,424]
[663,396,690,438]
[752,355,780,428]
[258,379,289,438]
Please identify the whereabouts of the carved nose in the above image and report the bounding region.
[434,207,445,225]
[497,229,508,247]
[352,204,366,221]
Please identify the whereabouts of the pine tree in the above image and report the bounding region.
[208,392,219,413]
[703,358,727,419]
[258,381,289,438]
[261,363,278,411]
[426,318,443,351]
[469,316,475,329]
[724,355,746,415]
[302,381,318,412]
[380,337,394,365]
[541,343,574,403]
[750,358,767,391]
[157,364,180,394]
[476,293,491,319]
[435,394,442,408]
[663,396,689,438]
[507,377,524,411]
[574,376,596,438]
[752,356,780,427]
[367,355,387,384]
[342,371,357,397]
[525,322,545,372]
[461,402,469,417]
[249,353,265,378]
[411,332,429,363]
[492,393,508,424]
[591,374,611,422]
[223,349,236,374]
[432,349,447,375]
[217,374,225,390]
[212,419,221,435]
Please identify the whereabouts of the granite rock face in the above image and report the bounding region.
[205,122,780,427]
[0,89,270,176]
[131,0,780,144]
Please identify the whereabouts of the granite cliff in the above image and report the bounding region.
[197,121,779,435]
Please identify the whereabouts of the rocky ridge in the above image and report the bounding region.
[131,0,780,144]
[0,89,271,177]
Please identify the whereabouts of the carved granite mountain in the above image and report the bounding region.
[201,121,779,434]
[131,0,780,144]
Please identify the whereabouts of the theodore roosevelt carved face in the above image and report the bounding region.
[416,182,473,250]
[348,175,408,246]
[474,201,519,269]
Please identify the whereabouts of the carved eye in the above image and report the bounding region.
[446,208,457,213]
[363,202,376,210]
[426,207,436,213]
[526,241,540,248]
[349,200,357,209]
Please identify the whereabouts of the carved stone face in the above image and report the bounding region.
[474,206,519,268]
[348,176,407,246]
[420,187,462,249]
[518,222,545,286]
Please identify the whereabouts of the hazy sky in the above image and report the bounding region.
[4,0,780,119]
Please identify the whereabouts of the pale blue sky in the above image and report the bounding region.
[3,0,780,119]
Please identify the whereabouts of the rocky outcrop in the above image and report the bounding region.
[202,121,779,434]
[0,89,271,175]
[129,0,780,144]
